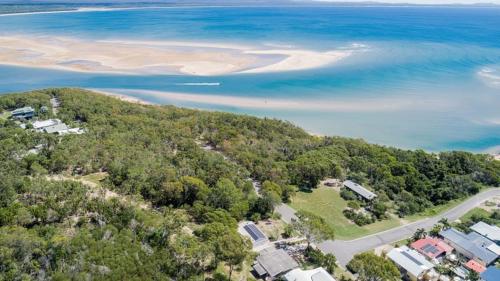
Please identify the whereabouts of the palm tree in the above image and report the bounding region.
[435,264,447,281]
[439,218,451,229]
[467,270,480,281]
[412,228,427,241]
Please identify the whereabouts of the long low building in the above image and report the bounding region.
[439,228,499,266]
[342,180,377,201]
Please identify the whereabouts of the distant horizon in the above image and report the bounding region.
[0,0,499,7]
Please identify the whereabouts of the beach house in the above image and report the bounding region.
[11,106,35,119]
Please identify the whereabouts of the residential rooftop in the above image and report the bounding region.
[254,248,299,278]
[284,267,336,281]
[470,221,500,242]
[481,266,500,281]
[439,228,498,265]
[342,180,377,200]
[387,245,434,279]
[410,237,454,259]
[465,259,486,273]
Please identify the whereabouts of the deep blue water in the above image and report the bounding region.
[0,6,499,152]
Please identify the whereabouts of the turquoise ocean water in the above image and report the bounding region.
[0,6,499,152]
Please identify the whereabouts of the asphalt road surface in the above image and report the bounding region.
[311,188,500,267]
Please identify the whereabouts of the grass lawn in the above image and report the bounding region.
[0,111,11,120]
[289,187,491,240]
[459,207,492,222]
[289,187,401,240]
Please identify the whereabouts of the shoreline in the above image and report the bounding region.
[89,88,450,112]
[0,35,353,76]
[88,88,500,156]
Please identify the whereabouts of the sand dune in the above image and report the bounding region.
[0,35,351,76]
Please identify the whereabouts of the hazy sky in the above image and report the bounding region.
[1,0,499,5]
[312,0,500,3]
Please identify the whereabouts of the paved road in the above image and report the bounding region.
[285,188,499,267]
[276,203,298,223]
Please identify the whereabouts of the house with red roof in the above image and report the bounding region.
[465,260,486,273]
[410,237,454,260]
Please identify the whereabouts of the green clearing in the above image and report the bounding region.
[0,111,11,120]
[289,187,401,240]
[289,187,492,240]
[459,207,492,222]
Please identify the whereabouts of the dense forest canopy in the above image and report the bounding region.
[0,88,498,280]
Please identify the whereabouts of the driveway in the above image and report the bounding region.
[278,188,500,267]
[276,203,298,223]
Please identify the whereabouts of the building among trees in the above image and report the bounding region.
[11,106,35,119]
[342,180,377,201]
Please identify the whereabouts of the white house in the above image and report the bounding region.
[387,246,434,281]
[284,267,336,281]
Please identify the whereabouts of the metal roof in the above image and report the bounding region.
[343,180,377,200]
[285,267,336,281]
[470,221,500,242]
[244,223,267,242]
[481,266,500,281]
[33,119,61,130]
[256,248,299,277]
[387,246,434,278]
[43,123,69,134]
[440,228,498,265]
[12,106,34,115]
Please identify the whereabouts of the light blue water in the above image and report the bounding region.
[0,6,499,152]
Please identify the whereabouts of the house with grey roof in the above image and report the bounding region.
[253,248,299,279]
[343,180,377,201]
[11,106,35,119]
[387,246,434,281]
[43,123,70,134]
[439,228,499,266]
[33,119,62,131]
[470,221,500,244]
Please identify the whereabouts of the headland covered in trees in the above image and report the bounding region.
[0,88,498,280]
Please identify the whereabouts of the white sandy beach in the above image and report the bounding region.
[0,35,351,76]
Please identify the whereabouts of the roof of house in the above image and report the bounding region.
[481,266,500,281]
[342,180,377,200]
[411,238,454,259]
[43,123,69,134]
[439,228,498,265]
[465,260,487,273]
[387,246,434,278]
[284,267,336,281]
[33,119,61,130]
[255,248,299,278]
[12,106,34,115]
[470,221,500,242]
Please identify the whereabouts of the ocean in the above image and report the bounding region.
[0,6,499,152]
